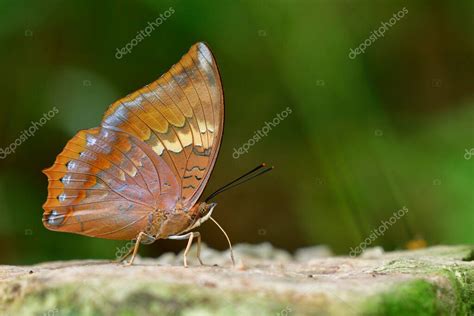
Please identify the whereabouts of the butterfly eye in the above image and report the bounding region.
[47,210,64,226]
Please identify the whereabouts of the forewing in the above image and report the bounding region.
[101,42,224,209]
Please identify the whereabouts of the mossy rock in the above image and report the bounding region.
[0,244,472,315]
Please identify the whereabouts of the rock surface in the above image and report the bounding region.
[0,243,473,316]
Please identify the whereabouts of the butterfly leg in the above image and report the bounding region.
[115,246,134,263]
[196,232,204,265]
[125,231,154,266]
[168,232,203,267]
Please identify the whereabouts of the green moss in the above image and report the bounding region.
[362,280,439,316]
[440,268,474,315]
[462,249,474,262]
[6,281,292,316]
[362,267,474,316]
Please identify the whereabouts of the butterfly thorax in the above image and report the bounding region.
[148,202,216,239]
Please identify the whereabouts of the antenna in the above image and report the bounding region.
[205,163,274,202]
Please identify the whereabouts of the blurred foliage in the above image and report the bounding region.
[0,0,472,264]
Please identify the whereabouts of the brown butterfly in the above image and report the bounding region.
[42,42,224,266]
[42,42,272,266]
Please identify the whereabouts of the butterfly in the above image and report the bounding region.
[42,42,230,267]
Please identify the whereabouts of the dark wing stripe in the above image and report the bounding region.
[186,166,207,172]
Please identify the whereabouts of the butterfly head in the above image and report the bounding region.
[197,202,217,223]
[186,202,217,231]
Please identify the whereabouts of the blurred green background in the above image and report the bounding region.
[0,0,472,265]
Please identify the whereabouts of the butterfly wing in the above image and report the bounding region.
[42,127,180,239]
[100,42,224,209]
[42,42,224,239]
